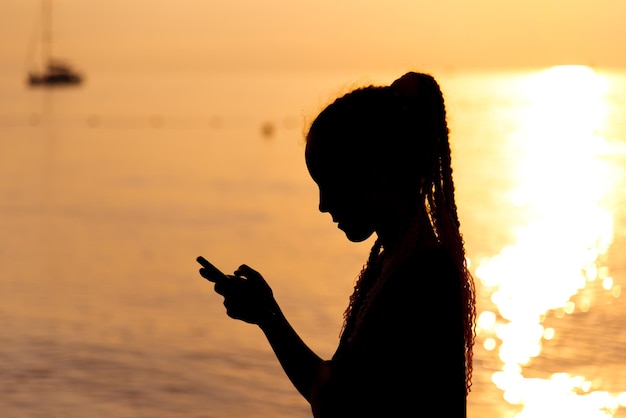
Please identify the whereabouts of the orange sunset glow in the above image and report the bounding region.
[1,1,626,418]
[2,0,626,74]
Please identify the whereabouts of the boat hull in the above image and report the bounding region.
[28,72,82,87]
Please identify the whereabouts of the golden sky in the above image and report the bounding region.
[3,0,626,74]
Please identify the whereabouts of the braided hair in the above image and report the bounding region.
[306,72,476,394]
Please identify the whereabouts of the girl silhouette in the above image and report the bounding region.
[198,71,476,417]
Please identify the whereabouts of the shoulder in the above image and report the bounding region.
[358,245,460,332]
[387,244,460,295]
[376,245,463,341]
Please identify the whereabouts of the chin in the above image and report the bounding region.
[343,227,375,243]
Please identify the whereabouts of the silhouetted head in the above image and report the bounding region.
[305,72,446,243]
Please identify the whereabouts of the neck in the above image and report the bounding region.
[376,202,438,253]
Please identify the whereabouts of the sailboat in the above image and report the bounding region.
[27,0,83,87]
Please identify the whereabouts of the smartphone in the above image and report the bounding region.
[196,256,229,284]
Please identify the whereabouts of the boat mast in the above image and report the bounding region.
[42,0,52,66]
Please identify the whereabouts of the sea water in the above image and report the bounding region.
[1,67,625,417]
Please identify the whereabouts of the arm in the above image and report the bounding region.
[257,299,323,402]
[197,259,323,402]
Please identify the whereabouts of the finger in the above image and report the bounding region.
[234,264,263,282]
[199,268,226,284]
[214,281,227,295]
[197,256,229,283]
[213,275,242,296]
[235,265,272,294]
[225,307,246,323]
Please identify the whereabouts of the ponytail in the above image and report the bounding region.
[392,72,476,394]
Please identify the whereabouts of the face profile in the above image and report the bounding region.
[318,180,376,243]
[305,138,378,242]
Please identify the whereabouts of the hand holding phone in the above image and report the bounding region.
[196,257,278,326]
[197,256,229,284]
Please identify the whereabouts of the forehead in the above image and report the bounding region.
[306,134,359,176]
[306,151,377,201]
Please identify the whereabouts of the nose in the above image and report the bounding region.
[318,189,330,213]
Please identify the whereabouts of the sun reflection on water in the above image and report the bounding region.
[474,66,625,417]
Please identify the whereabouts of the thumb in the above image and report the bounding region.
[235,264,272,293]
[234,264,263,282]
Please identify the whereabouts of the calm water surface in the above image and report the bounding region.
[1,67,625,417]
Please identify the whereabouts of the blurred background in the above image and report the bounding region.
[1,1,625,417]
